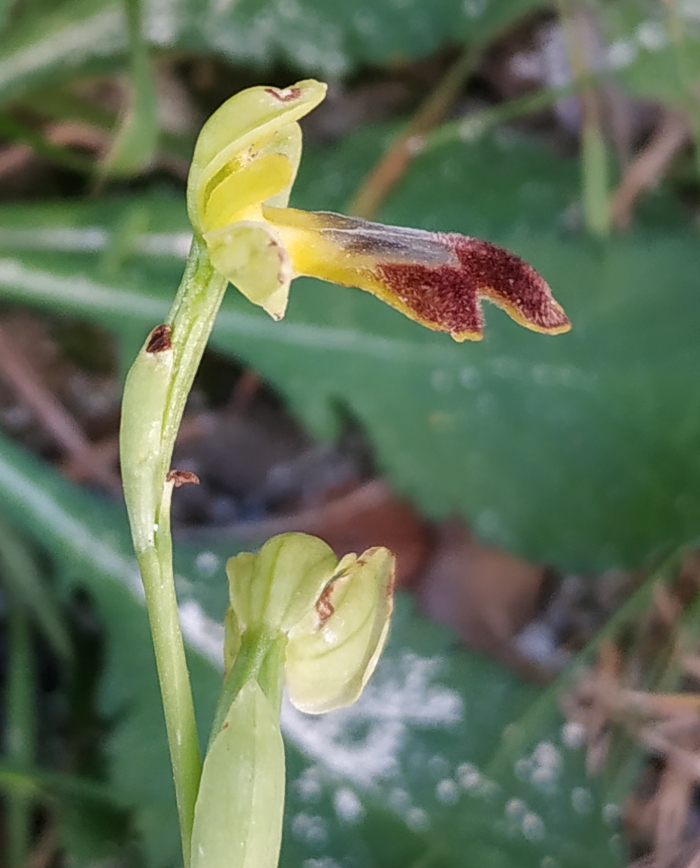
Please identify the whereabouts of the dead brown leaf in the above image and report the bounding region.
[415,518,551,677]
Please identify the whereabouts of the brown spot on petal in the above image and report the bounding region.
[265,87,302,103]
[146,324,172,353]
[316,583,335,627]
[167,470,200,487]
[376,234,570,341]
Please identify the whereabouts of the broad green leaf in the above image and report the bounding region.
[0,128,695,570]
[0,0,545,104]
[0,427,620,868]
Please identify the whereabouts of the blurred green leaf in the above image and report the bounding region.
[0,427,621,868]
[98,0,158,178]
[0,516,72,661]
[600,1,700,110]
[0,0,545,105]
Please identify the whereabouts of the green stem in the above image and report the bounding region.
[123,234,228,867]
[162,235,228,469]
[207,629,287,753]
[136,496,200,868]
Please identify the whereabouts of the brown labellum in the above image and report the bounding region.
[377,235,570,342]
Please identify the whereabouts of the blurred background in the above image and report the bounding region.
[1,0,700,866]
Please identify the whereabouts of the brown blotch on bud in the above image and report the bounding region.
[315,584,335,626]
[264,87,302,103]
[167,470,200,487]
[146,324,172,353]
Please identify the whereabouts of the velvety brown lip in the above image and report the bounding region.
[377,234,570,341]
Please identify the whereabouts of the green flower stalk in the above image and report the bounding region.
[119,77,571,868]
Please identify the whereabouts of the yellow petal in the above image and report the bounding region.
[204,153,294,231]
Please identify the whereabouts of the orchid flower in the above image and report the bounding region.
[188,79,570,341]
[120,77,572,868]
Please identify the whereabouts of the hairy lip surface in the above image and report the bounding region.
[377,234,570,341]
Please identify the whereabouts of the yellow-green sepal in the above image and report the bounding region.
[225,533,338,635]
[285,547,395,714]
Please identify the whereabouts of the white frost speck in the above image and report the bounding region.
[521,812,545,841]
[462,0,486,17]
[505,798,526,820]
[389,788,411,811]
[294,767,323,802]
[636,20,667,51]
[561,721,586,749]
[333,787,364,823]
[405,807,430,832]
[459,367,480,388]
[292,814,328,847]
[457,763,481,792]
[603,802,621,826]
[435,778,460,805]
[531,765,559,794]
[195,550,220,577]
[428,754,450,777]
[571,787,593,814]
[479,779,500,801]
[303,859,342,868]
[607,39,637,70]
[533,742,561,770]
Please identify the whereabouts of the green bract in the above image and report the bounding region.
[190,680,285,868]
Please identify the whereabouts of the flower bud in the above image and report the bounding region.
[285,547,395,713]
[225,533,338,636]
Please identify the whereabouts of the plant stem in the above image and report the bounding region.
[123,233,228,867]
[207,629,287,753]
[137,514,200,868]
